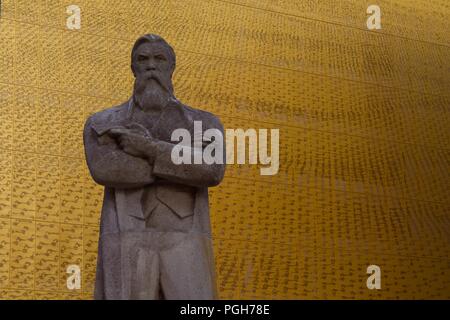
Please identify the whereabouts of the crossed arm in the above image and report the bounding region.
[83,116,225,189]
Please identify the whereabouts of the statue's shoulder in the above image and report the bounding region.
[84,101,129,135]
[86,101,129,124]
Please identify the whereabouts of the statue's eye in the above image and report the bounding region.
[155,54,166,61]
[137,54,148,61]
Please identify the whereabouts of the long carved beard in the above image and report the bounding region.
[133,74,173,111]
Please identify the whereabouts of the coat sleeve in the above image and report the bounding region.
[151,114,226,188]
[83,116,155,189]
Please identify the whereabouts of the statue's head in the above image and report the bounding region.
[131,34,176,109]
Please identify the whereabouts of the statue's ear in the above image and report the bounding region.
[131,63,136,77]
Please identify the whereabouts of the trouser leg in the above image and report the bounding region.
[130,247,160,299]
[159,235,217,300]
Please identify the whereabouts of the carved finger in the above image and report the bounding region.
[126,123,151,137]
[109,128,129,137]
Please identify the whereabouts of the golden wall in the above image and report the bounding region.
[0,0,449,299]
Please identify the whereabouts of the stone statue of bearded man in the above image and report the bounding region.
[83,34,225,300]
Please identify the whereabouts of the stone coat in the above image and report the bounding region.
[83,97,225,299]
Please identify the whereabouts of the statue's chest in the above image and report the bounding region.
[131,108,160,131]
[131,107,194,143]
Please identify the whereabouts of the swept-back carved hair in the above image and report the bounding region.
[130,34,176,75]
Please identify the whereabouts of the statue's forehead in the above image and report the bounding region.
[135,42,169,55]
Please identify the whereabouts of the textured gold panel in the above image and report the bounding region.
[3,1,450,96]
[36,155,60,222]
[82,225,99,296]
[172,51,450,150]
[9,219,35,289]
[0,150,12,219]
[0,218,10,288]
[112,0,450,96]
[0,289,34,300]
[35,222,59,291]
[315,247,450,299]
[227,0,450,45]
[217,119,449,205]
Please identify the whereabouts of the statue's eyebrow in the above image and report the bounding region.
[136,49,152,55]
[152,49,167,56]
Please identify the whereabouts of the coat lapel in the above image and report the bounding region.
[114,97,193,222]
[150,98,194,142]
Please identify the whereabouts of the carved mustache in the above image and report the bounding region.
[135,71,172,94]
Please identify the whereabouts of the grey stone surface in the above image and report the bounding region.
[83,34,225,300]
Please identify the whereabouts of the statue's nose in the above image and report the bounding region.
[146,64,156,71]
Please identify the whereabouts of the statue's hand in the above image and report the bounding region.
[124,122,152,138]
[108,128,158,162]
